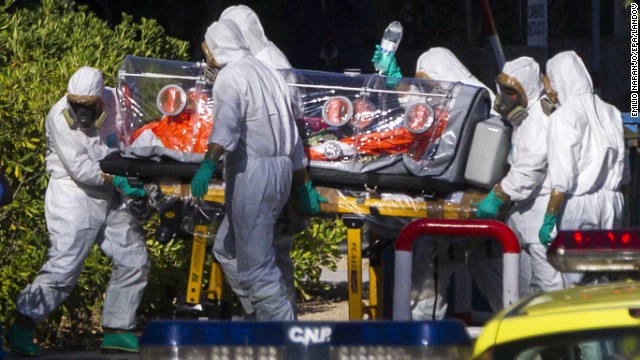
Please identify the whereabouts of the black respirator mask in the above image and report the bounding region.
[494,74,529,126]
[63,97,106,130]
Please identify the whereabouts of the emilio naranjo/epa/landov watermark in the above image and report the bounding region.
[632,1,638,117]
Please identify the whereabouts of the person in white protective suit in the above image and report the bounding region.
[220,5,292,70]
[540,51,627,286]
[191,19,325,320]
[7,67,150,356]
[219,5,308,318]
[475,57,564,295]
[415,48,498,116]
[367,47,503,321]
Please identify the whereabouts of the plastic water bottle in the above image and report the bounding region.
[380,21,403,55]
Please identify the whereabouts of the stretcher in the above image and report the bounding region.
[100,152,488,320]
[104,55,513,320]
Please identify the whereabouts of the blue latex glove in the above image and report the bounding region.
[112,176,146,198]
[295,181,328,215]
[191,159,216,198]
[538,213,557,248]
[372,45,402,78]
[475,189,505,219]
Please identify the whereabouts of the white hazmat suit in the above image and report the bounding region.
[365,48,503,321]
[545,51,626,285]
[15,67,150,330]
[220,5,292,70]
[205,19,306,320]
[219,5,307,317]
[495,57,563,294]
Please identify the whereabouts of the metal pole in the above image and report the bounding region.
[480,0,506,71]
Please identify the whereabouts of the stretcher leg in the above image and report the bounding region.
[368,231,387,319]
[342,215,365,320]
[206,258,224,302]
[186,224,209,305]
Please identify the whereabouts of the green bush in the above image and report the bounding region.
[0,0,190,346]
[292,217,345,301]
[0,0,344,349]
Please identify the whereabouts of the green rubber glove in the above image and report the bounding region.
[475,189,505,219]
[295,181,328,215]
[539,213,557,248]
[386,55,403,78]
[372,44,386,72]
[112,176,146,198]
[372,44,402,78]
[191,159,216,198]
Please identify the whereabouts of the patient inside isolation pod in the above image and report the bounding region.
[281,68,488,193]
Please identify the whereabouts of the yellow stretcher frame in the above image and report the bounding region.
[161,183,482,320]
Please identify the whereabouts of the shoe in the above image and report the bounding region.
[101,331,139,353]
[6,323,40,356]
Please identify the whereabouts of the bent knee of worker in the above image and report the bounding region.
[101,227,146,256]
[110,244,150,272]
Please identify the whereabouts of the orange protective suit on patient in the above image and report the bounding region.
[130,90,213,154]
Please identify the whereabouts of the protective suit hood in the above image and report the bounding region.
[416,48,476,85]
[546,51,593,104]
[500,57,543,110]
[65,67,107,130]
[67,66,104,97]
[415,47,496,115]
[220,5,268,56]
[204,19,250,67]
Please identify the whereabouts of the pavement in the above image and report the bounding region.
[297,248,365,322]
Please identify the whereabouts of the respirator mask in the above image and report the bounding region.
[201,41,220,85]
[63,94,106,130]
[540,74,560,116]
[494,73,528,126]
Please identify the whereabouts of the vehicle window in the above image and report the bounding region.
[495,328,640,360]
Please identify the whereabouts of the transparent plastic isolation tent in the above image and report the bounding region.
[113,55,499,194]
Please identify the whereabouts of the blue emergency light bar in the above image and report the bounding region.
[140,320,472,360]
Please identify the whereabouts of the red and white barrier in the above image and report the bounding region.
[393,219,520,320]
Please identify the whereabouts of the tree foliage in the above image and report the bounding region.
[0,0,189,346]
